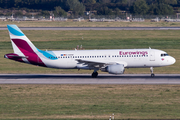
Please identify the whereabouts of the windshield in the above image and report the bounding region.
[161,53,169,57]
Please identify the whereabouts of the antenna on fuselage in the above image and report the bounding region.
[77,45,79,50]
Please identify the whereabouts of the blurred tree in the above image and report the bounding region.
[66,0,85,15]
[0,0,177,15]
[152,3,174,15]
[97,6,113,15]
[54,6,67,16]
[15,11,23,16]
[98,0,111,3]
[112,0,128,4]
[157,0,177,5]
[147,0,175,15]
[114,7,122,15]
[85,0,96,4]
[39,10,50,16]
[132,0,149,15]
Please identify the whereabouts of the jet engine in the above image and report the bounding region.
[101,64,125,74]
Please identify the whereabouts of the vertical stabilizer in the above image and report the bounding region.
[7,25,37,54]
[6,25,46,67]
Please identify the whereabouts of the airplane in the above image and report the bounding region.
[4,25,176,78]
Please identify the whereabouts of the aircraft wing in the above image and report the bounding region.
[75,59,127,69]
[76,59,105,68]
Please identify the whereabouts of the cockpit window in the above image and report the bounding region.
[161,53,169,57]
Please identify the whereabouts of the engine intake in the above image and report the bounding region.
[101,64,125,74]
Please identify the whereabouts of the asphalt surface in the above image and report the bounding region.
[0,74,180,84]
[1,27,180,30]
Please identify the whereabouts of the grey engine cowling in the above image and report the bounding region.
[101,64,125,74]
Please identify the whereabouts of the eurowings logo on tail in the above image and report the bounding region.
[5,25,58,67]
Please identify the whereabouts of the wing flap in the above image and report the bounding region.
[76,59,105,68]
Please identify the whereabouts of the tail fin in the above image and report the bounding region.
[6,25,46,67]
[7,25,37,54]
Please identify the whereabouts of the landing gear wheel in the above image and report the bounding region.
[151,74,155,78]
[150,67,155,78]
[92,72,98,78]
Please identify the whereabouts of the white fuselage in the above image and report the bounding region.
[5,25,176,77]
[38,49,176,69]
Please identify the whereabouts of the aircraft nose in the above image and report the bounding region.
[171,57,176,65]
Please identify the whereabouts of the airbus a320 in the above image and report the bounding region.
[4,25,176,78]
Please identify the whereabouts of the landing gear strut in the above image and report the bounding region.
[92,71,98,78]
[150,67,155,77]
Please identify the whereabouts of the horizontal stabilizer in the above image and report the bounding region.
[4,53,27,59]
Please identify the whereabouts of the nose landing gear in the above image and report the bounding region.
[150,67,155,77]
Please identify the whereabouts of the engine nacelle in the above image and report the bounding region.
[101,64,125,74]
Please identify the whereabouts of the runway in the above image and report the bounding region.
[0,74,180,84]
[1,27,180,30]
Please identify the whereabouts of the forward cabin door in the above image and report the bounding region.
[149,51,155,61]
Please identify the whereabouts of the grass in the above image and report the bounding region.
[2,20,180,27]
[0,30,180,74]
[0,85,180,119]
[0,28,180,119]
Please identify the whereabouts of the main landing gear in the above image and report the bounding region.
[92,71,98,78]
[150,67,155,77]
